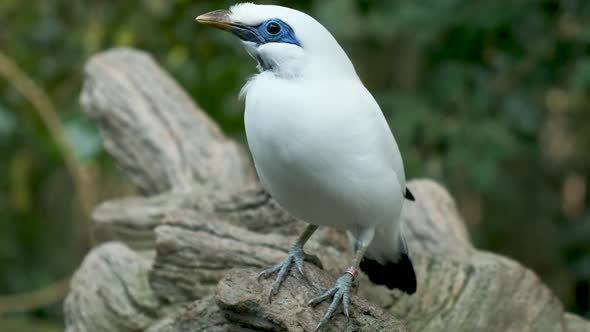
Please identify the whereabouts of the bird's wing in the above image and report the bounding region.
[355,84,407,193]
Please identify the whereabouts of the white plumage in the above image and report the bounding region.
[234,3,407,263]
[197,3,416,329]
[244,70,406,262]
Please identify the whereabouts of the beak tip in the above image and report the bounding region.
[195,10,233,30]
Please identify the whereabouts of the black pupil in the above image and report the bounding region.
[267,22,281,34]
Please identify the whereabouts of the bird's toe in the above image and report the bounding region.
[308,273,354,330]
[307,286,338,306]
[259,246,311,302]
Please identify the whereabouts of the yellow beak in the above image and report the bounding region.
[196,10,233,30]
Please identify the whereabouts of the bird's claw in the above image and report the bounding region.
[257,246,308,302]
[308,273,354,331]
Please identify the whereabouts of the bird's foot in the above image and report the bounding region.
[308,267,358,332]
[258,246,308,302]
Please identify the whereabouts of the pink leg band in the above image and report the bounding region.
[344,266,359,280]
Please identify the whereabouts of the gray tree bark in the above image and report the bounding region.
[65,48,590,332]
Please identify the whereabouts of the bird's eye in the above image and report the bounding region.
[266,22,281,35]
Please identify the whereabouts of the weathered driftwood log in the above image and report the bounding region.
[64,48,590,332]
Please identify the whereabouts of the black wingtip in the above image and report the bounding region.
[405,188,415,201]
[359,254,417,294]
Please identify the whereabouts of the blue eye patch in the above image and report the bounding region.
[229,18,301,46]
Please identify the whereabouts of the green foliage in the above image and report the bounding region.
[1,0,589,328]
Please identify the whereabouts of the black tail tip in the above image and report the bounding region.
[405,188,416,201]
[359,253,417,294]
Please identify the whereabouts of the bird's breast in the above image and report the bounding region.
[242,78,403,228]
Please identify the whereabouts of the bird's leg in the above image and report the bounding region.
[308,227,375,332]
[258,224,318,301]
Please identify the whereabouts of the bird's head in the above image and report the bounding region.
[197,3,356,79]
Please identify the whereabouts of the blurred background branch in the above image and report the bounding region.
[0,51,89,316]
[0,277,69,315]
[0,51,94,217]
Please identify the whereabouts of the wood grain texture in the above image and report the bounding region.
[65,48,590,332]
[80,48,255,195]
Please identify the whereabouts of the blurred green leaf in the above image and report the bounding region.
[0,105,17,136]
[63,118,101,160]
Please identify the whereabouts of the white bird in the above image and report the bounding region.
[197,3,416,330]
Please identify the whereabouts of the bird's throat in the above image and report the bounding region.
[255,54,274,72]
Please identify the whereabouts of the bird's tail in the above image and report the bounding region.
[358,225,417,294]
[359,253,416,294]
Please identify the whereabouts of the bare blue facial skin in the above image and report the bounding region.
[230,18,301,46]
